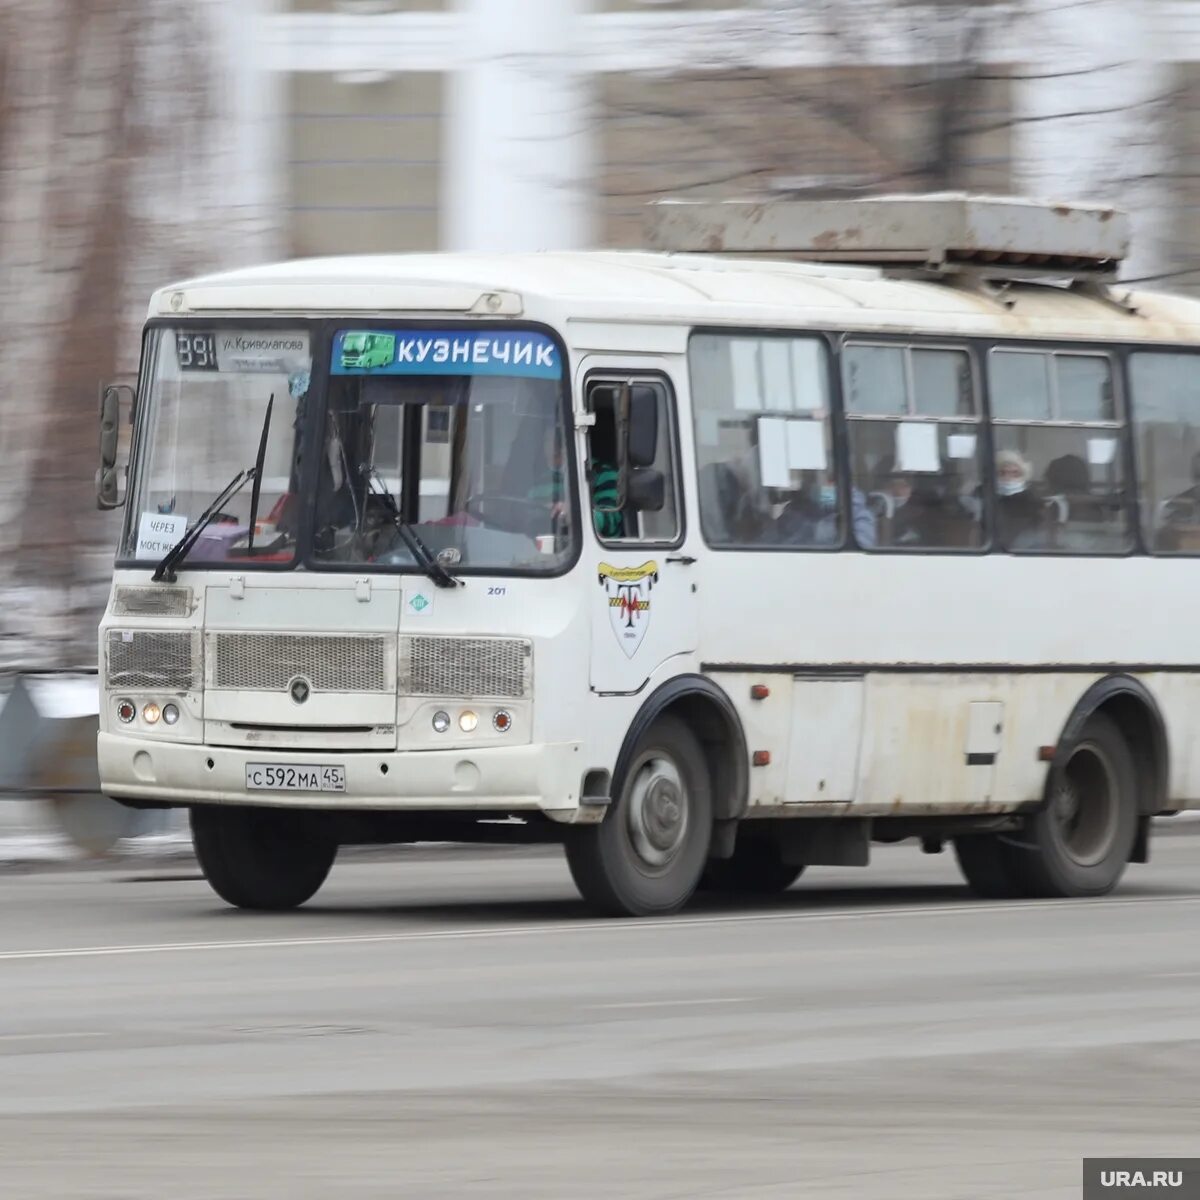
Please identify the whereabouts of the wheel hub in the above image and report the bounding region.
[1055,743,1118,868]
[626,755,688,869]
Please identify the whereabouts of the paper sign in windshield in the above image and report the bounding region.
[332,330,561,380]
[136,512,188,559]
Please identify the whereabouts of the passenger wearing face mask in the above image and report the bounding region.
[773,472,877,548]
[994,449,1045,550]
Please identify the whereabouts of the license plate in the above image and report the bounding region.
[245,763,346,793]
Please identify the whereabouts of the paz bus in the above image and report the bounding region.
[97,195,1200,916]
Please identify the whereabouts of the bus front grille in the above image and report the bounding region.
[105,630,200,691]
[399,636,530,699]
[208,632,393,693]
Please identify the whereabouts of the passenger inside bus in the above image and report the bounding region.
[994,449,1049,549]
[772,471,877,548]
[867,457,945,547]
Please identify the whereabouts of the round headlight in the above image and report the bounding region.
[116,699,136,724]
[162,703,180,726]
[431,710,451,733]
[142,702,161,725]
[459,710,479,733]
[492,710,512,733]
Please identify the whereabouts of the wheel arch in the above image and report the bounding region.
[613,674,748,822]
[1050,675,1169,816]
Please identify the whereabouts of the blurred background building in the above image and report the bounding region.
[1,0,1197,667]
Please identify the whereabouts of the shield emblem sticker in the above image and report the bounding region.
[597,561,659,659]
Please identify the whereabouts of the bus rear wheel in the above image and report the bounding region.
[1010,713,1138,897]
[956,713,1137,900]
[700,831,804,895]
[191,805,337,911]
[565,715,712,917]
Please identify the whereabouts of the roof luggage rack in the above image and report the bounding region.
[645,193,1130,283]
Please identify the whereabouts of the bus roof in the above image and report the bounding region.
[148,251,1200,347]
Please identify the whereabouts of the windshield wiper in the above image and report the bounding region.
[367,472,461,590]
[152,398,274,583]
[245,394,274,554]
[151,470,253,583]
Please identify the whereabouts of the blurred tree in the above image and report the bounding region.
[597,0,1171,246]
[0,0,258,667]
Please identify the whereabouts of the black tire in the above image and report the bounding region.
[953,834,1030,899]
[190,805,337,911]
[565,715,712,917]
[700,832,804,895]
[1004,712,1138,898]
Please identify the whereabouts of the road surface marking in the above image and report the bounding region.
[0,1031,103,1042]
[595,997,753,1010]
[2,893,1199,964]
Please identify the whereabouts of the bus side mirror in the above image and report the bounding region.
[627,467,665,512]
[97,383,134,510]
[627,385,659,468]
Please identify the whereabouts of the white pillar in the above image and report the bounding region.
[1014,0,1169,281]
[445,0,594,252]
[212,0,286,264]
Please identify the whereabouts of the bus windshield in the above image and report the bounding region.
[120,328,311,566]
[312,328,576,573]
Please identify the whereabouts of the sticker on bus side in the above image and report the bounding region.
[331,330,561,380]
[598,561,658,659]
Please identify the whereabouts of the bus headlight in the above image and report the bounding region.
[459,710,478,733]
[142,702,161,725]
[431,710,451,733]
[162,703,180,726]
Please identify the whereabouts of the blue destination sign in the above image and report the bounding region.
[332,330,561,380]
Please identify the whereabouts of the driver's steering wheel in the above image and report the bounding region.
[465,494,563,540]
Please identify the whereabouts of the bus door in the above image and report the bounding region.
[579,362,698,694]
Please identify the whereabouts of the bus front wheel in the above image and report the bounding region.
[565,715,712,917]
[191,805,337,911]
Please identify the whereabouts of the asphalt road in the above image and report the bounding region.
[2,829,1200,1199]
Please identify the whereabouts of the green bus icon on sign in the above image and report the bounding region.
[341,332,396,370]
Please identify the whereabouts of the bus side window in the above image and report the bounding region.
[689,333,840,548]
[988,349,1132,555]
[585,378,679,544]
[844,343,984,552]
[1129,351,1200,554]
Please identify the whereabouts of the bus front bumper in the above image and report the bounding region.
[97,732,586,816]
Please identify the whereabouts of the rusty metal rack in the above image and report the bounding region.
[645,193,1131,282]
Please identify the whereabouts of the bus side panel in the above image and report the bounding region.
[855,673,1091,815]
[1143,673,1200,809]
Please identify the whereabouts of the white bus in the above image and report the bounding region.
[97,196,1200,916]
